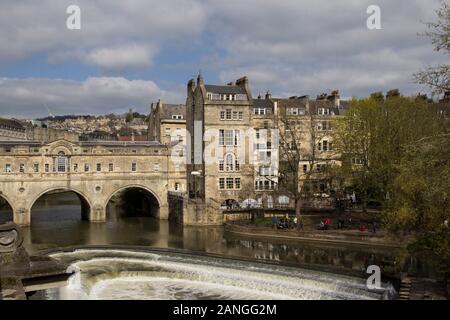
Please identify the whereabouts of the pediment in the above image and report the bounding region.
[46,139,78,155]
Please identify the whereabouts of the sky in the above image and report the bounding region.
[0,0,447,118]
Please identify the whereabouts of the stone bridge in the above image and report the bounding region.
[0,139,187,225]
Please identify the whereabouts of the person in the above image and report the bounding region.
[325,217,331,230]
[318,220,325,230]
[444,219,449,228]
[372,221,377,233]
[359,224,366,232]
[338,218,344,229]
[272,217,278,228]
[298,219,304,230]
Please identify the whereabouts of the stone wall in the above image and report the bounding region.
[168,192,223,226]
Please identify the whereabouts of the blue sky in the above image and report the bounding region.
[0,0,447,118]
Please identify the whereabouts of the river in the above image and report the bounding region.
[2,192,419,300]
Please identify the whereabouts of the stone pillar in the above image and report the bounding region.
[159,205,169,220]
[90,205,106,223]
[13,208,30,226]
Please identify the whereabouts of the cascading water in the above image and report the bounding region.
[41,249,396,300]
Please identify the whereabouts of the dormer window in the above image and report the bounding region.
[220,94,236,101]
[172,115,183,120]
[318,108,330,115]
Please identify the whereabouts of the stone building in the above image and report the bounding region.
[0,118,27,141]
[0,139,187,225]
[148,100,186,145]
[273,91,346,208]
[180,74,348,212]
[30,126,80,143]
[186,74,254,210]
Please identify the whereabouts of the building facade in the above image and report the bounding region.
[0,139,186,225]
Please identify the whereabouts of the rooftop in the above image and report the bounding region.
[204,84,247,95]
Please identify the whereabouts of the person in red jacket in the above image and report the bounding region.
[359,224,366,232]
[325,217,331,230]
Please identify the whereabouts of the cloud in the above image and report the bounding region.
[0,0,447,116]
[0,77,179,118]
[0,0,207,68]
[85,44,156,70]
[208,0,448,97]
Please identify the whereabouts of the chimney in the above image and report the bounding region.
[317,93,327,100]
[197,72,204,86]
[235,76,252,100]
[386,89,400,99]
[298,95,309,104]
[370,91,384,101]
[187,78,195,95]
[327,90,340,107]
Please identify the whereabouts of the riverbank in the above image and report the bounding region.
[224,222,404,248]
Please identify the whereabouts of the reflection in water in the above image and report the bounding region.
[23,192,402,280]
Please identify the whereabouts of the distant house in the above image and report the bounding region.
[0,118,27,141]
[148,100,186,144]
[80,130,117,142]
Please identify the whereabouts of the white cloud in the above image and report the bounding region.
[85,44,156,70]
[209,0,448,97]
[0,0,207,68]
[0,77,176,118]
[0,0,447,114]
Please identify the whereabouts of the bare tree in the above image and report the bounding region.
[413,1,450,95]
[275,110,329,228]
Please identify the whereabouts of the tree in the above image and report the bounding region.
[384,134,450,277]
[333,95,447,212]
[276,108,332,228]
[413,1,450,96]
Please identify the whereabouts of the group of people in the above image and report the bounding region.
[317,216,378,233]
[317,217,332,230]
[272,216,303,230]
[271,215,379,233]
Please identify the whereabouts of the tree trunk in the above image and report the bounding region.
[295,198,302,230]
[362,189,368,214]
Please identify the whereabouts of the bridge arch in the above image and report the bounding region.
[0,193,14,223]
[105,184,162,220]
[29,187,93,222]
[104,184,162,208]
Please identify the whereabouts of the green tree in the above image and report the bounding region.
[384,134,450,277]
[333,95,447,212]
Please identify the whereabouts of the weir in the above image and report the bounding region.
[37,248,396,300]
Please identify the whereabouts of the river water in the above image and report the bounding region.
[2,192,405,300]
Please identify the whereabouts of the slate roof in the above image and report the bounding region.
[0,118,26,131]
[204,84,247,95]
[253,99,274,109]
[161,104,186,120]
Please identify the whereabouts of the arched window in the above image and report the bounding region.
[57,152,66,172]
[225,153,234,171]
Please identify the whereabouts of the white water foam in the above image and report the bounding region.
[48,249,391,300]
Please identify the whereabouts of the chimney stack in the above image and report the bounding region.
[327,90,340,107]
[187,78,195,95]
[236,76,252,100]
[386,89,400,99]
